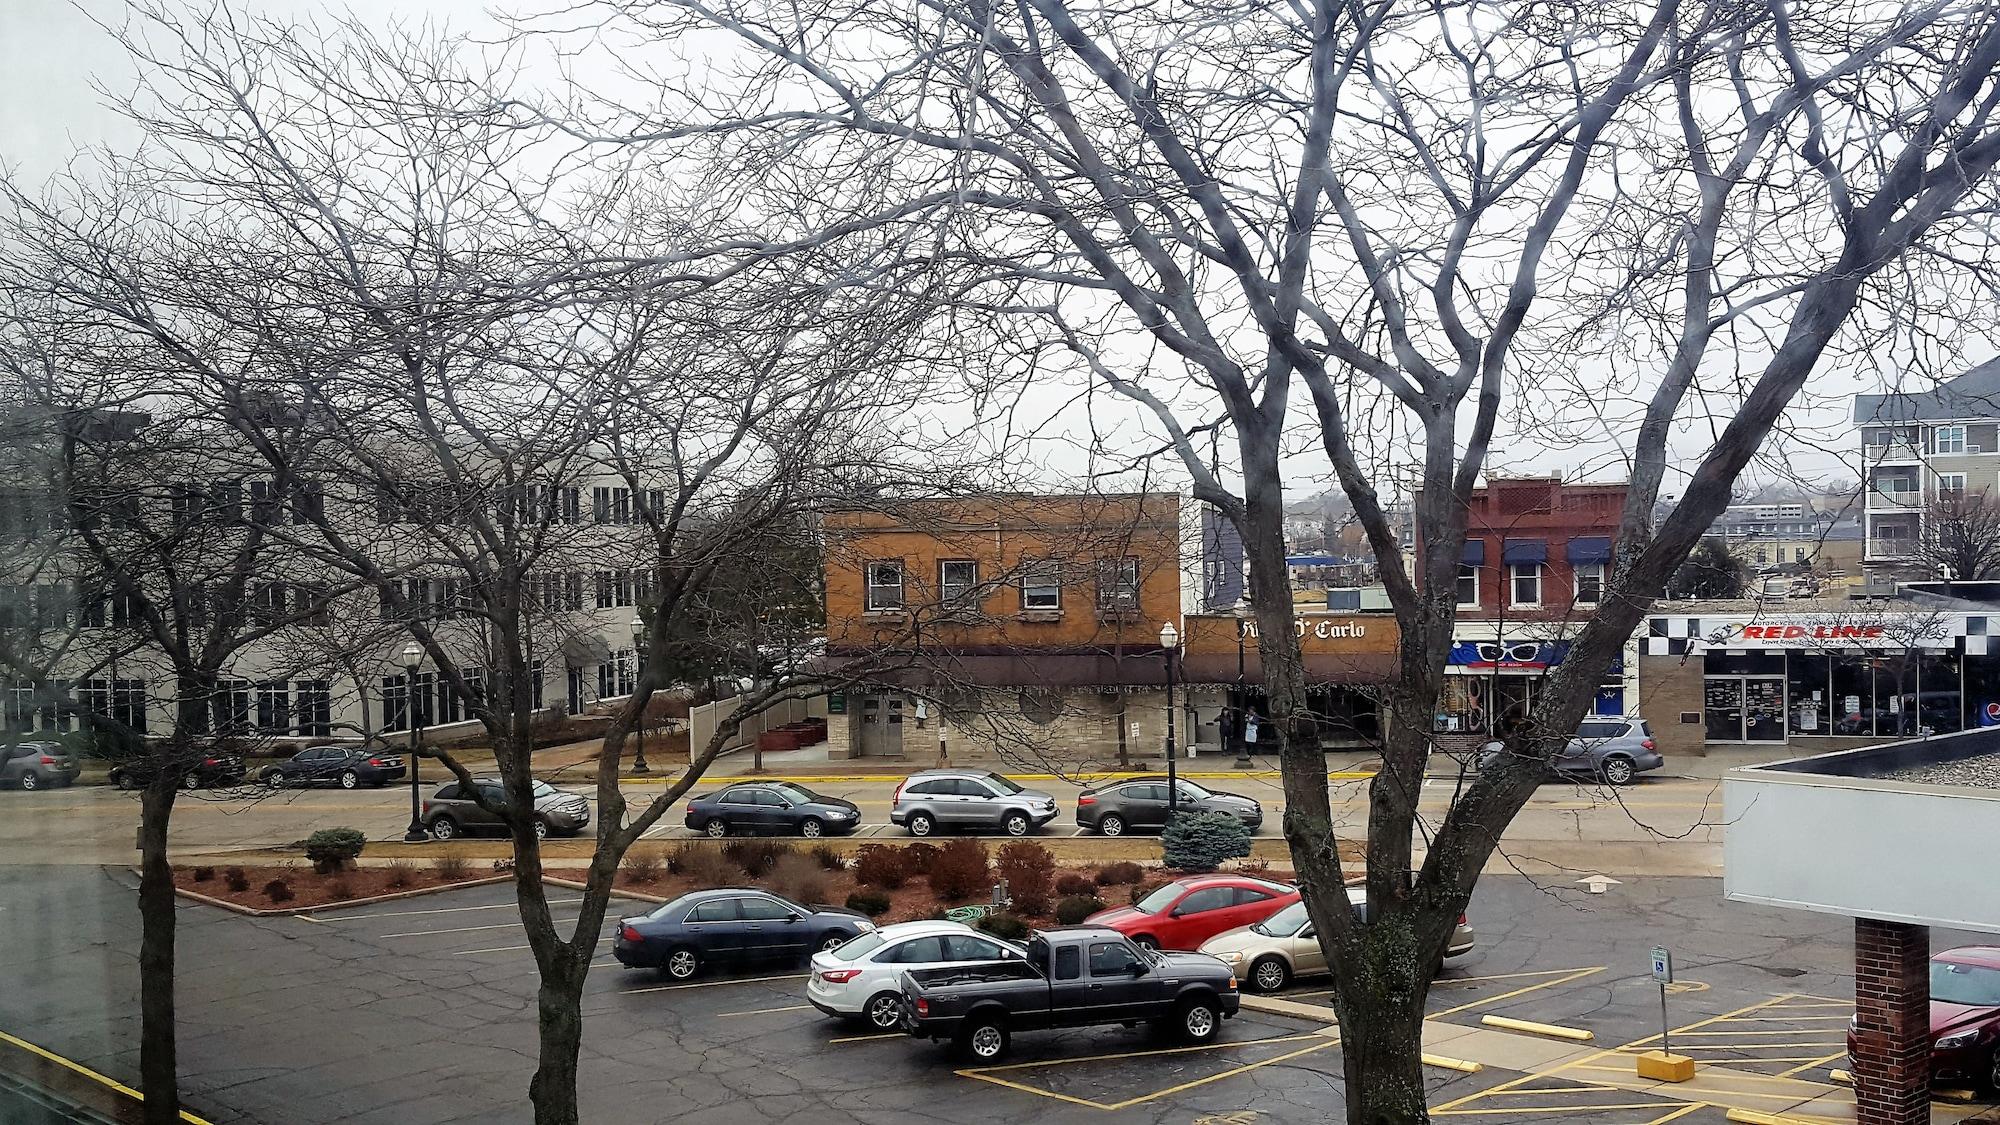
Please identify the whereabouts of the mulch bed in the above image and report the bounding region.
[174,862,503,911]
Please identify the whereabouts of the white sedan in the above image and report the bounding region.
[807,919,1024,1029]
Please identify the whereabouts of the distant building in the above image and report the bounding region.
[1710,502,1864,582]
[1854,356,2000,573]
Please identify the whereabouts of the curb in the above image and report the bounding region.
[171,874,515,917]
[619,770,1387,783]
[1239,994,1341,1022]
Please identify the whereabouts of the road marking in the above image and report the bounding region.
[956,1035,1341,1112]
[1433,1104,1675,1116]
[1435,968,1609,987]
[827,1032,904,1044]
[0,1027,215,1125]
[1428,966,1605,1020]
[717,1004,813,1018]
[456,936,610,955]
[1719,1015,1849,1022]
[379,918,581,939]
[317,898,582,921]
[620,973,807,995]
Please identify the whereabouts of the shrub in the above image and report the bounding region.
[1054,872,1095,897]
[190,866,215,883]
[304,827,367,875]
[808,843,845,872]
[1095,861,1144,886]
[845,890,892,917]
[768,853,833,906]
[853,844,910,890]
[622,850,664,885]
[928,838,991,902]
[902,841,939,875]
[665,841,701,875]
[1055,895,1106,925]
[326,879,355,901]
[721,838,791,877]
[1161,810,1252,873]
[974,912,1031,942]
[432,853,471,881]
[261,879,293,903]
[383,860,415,889]
[678,846,739,889]
[995,841,1056,916]
[223,867,250,893]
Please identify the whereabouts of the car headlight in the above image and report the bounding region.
[1215,950,1244,964]
[1937,1029,1982,1050]
[856,919,877,931]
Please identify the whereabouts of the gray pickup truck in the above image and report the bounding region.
[898,925,1240,1061]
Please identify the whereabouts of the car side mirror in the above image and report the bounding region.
[785,914,802,923]
[1129,961,1149,976]
[1300,930,1316,941]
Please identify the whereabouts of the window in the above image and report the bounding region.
[80,678,147,734]
[591,486,633,524]
[1937,425,1967,454]
[886,936,946,964]
[1053,945,1082,981]
[1574,563,1604,606]
[1456,565,1480,608]
[1941,472,1968,496]
[1174,887,1235,915]
[1754,547,1768,565]
[255,681,290,734]
[689,898,740,923]
[595,571,615,610]
[865,561,905,611]
[1088,941,1141,976]
[1795,547,1807,562]
[1096,557,1140,613]
[1509,564,1542,607]
[249,479,281,525]
[739,897,796,921]
[1231,887,1274,907]
[944,935,1009,961]
[1020,559,1061,611]
[938,560,978,605]
[295,681,330,737]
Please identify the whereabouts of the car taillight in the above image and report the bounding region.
[820,969,863,983]
[1077,795,1097,806]
[1458,914,1468,926]
[913,998,929,1016]
[620,924,642,943]
[892,780,906,803]
[422,800,431,816]
[368,757,386,767]
[1641,739,1656,751]
[39,755,57,765]
[203,758,219,766]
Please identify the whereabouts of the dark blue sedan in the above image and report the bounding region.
[614,888,874,980]
[682,781,862,838]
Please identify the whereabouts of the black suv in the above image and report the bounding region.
[258,744,406,789]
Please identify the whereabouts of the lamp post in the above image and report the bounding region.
[1160,621,1180,816]
[739,676,761,772]
[629,615,649,774]
[401,642,427,842]
[1234,599,1255,770]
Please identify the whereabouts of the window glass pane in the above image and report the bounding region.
[892,936,946,963]
[1917,651,1963,734]
[692,899,740,922]
[1787,653,1832,735]
[1875,651,1920,737]
[945,935,1007,961]
[740,897,794,921]
[1054,944,1082,981]
[1089,942,1140,975]
[1831,654,1876,735]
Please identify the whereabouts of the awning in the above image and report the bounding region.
[1567,536,1612,565]
[1502,538,1548,565]
[1461,540,1486,564]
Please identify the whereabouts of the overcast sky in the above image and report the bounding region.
[3,0,1980,504]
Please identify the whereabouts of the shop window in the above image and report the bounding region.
[1787,654,1832,735]
[1508,564,1541,607]
[1964,648,2000,729]
[865,561,906,611]
[1830,653,1875,735]
[1915,650,1964,734]
[1456,565,1479,607]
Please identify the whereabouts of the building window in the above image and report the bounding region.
[295,680,331,737]
[1456,565,1479,608]
[938,560,978,605]
[1096,557,1140,613]
[1020,559,1062,612]
[81,678,148,735]
[255,681,290,734]
[1754,547,1768,564]
[1509,564,1541,607]
[1574,563,1604,606]
[865,561,905,611]
[592,486,633,524]
[1795,547,1807,562]
[382,674,408,732]
[1940,472,1968,496]
[1937,425,1967,454]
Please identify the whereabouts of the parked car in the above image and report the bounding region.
[423,779,591,840]
[898,925,1240,1061]
[613,888,874,981]
[682,781,862,838]
[1478,717,1663,786]
[808,919,1025,1029]
[109,753,246,791]
[1200,892,1476,992]
[890,769,1060,837]
[1075,776,1263,836]
[1,741,82,790]
[1084,874,1298,951]
[257,744,406,789]
[1847,946,2000,1090]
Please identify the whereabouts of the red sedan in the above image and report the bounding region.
[1085,875,1299,951]
[1847,946,2000,1089]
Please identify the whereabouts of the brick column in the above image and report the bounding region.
[1852,917,1930,1125]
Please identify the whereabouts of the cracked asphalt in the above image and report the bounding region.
[1,865,1983,1124]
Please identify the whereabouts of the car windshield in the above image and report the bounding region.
[1252,902,1309,937]
[831,931,885,961]
[531,781,557,798]
[1174,780,1214,800]
[1932,959,2000,1006]
[983,772,1025,794]
[1134,884,1183,914]
[774,782,821,803]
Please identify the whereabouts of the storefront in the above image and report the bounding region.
[1177,612,1399,752]
[1435,634,1635,734]
[1643,610,1995,753]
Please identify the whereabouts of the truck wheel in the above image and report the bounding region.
[1177,997,1222,1044]
[958,1017,1010,1062]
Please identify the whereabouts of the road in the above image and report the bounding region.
[1,771,1729,871]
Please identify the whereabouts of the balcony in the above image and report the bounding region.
[1863,439,1924,462]
[1866,486,1922,510]
[1865,538,1919,561]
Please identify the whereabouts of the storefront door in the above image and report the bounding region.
[1704,675,1787,742]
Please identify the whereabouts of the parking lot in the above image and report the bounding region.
[4,866,1997,1124]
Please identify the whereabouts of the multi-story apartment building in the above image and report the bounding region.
[1855,357,2000,572]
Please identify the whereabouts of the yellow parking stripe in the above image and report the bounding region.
[0,1028,215,1125]
[965,1034,1326,1073]
[955,1036,1341,1112]
[1775,1052,1849,1078]
[1435,1104,1673,1116]
[1428,966,1606,1019]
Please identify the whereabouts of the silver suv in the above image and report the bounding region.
[890,769,1059,837]
[1479,717,1663,786]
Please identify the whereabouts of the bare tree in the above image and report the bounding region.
[535,0,2000,1118]
[1919,489,2000,579]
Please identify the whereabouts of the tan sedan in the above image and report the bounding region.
[1198,894,1476,993]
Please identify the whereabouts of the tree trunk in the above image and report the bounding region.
[1337,975,1430,1125]
[528,962,586,1125]
[136,781,180,1125]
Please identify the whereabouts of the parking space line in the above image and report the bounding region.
[1434,1104,1678,1116]
[456,937,610,956]
[1428,966,1606,1020]
[961,1034,1326,1074]
[717,1004,813,1018]
[1646,1106,1709,1124]
[955,1035,1342,1112]
[827,1032,903,1044]
[0,1027,217,1125]
[620,973,806,996]
[1774,1051,1849,1078]
[379,918,580,939]
[316,898,582,921]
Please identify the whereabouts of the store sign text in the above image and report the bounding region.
[1732,625,1885,641]
[1240,618,1370,640]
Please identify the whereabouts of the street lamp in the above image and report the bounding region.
[401,642,427,842]
[739,676,763,772]
[1233,599,1255,770]
[629,615,649,774]
[1160,621,1180,816]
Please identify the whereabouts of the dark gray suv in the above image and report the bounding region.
[1076,777,1262,836]
[890,769,1059,837]
[1,741,81,790]
[424,778,592,840]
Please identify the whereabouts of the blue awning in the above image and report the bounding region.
[1461,539,1485,564]
[1502,538,1548,565]
[1567,536,1612,565]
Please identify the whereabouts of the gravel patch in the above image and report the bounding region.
[1879,754,2000,788]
